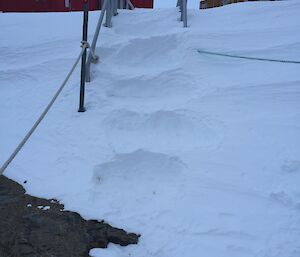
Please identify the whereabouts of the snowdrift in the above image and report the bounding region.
[1,1,300,257]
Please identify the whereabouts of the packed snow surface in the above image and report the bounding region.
[1,1,300,257]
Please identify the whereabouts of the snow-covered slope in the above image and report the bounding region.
[1,1,300,257]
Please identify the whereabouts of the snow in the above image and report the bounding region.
[37,205,51,211]
[1,1,300,257]
[154,0,200,9]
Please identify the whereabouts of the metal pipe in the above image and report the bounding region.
[113,0,118,15]
[105,0,112,28]
[126,0,134,10]
[86,0,108,82]
[182,0,187,27]
[78,0,89,112]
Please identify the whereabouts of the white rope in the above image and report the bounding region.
[0,42,89,176]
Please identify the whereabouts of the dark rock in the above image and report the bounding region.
[0,175,139,257]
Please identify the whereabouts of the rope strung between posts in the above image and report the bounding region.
[0,41,90,176]
[197,49,300,64]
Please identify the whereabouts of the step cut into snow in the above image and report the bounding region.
[102,109,222,152]
[93,149,186,184]
[105,68,197,99]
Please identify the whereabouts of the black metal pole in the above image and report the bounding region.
[78,0,89,112]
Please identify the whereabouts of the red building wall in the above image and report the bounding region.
[132,0,153,8]
[0,0,153,12]
[0,0,99,12]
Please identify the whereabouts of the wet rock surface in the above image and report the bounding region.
[0,175,139,257]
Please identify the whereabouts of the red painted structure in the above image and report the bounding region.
[0,0,153,12]
[132,0,153,8]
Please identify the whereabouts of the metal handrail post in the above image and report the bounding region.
[182,0,187,27]
[177,0,187,27]
[181,0,183,21]
[113,0,118,15]
[78,0,89,112]
[126,0,134,10]
[105,0,112,28]
[86,0,108,82]
[86,0,135,82]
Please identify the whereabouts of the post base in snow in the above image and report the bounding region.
[78,107,86,112]
[91,55,99,64]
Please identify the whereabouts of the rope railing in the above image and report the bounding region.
[197,49,300,64]
[0,0,139,174]
[0,42,90,176]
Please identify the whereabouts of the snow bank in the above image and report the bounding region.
[1,1,300,257]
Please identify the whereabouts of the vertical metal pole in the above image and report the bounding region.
[183,0,187,27]
[105,0,112,28]
[113,0,118,16]
[126,0,134,10]
[78,0,89,112]
[178,0,183,21]
[86,0,108,82]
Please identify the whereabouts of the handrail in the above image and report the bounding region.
[0,42,90,175]
[177,0,188,27]
[86,0,135,82]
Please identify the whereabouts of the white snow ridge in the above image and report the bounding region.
[93,149,185,185]
[102,109,221,152]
